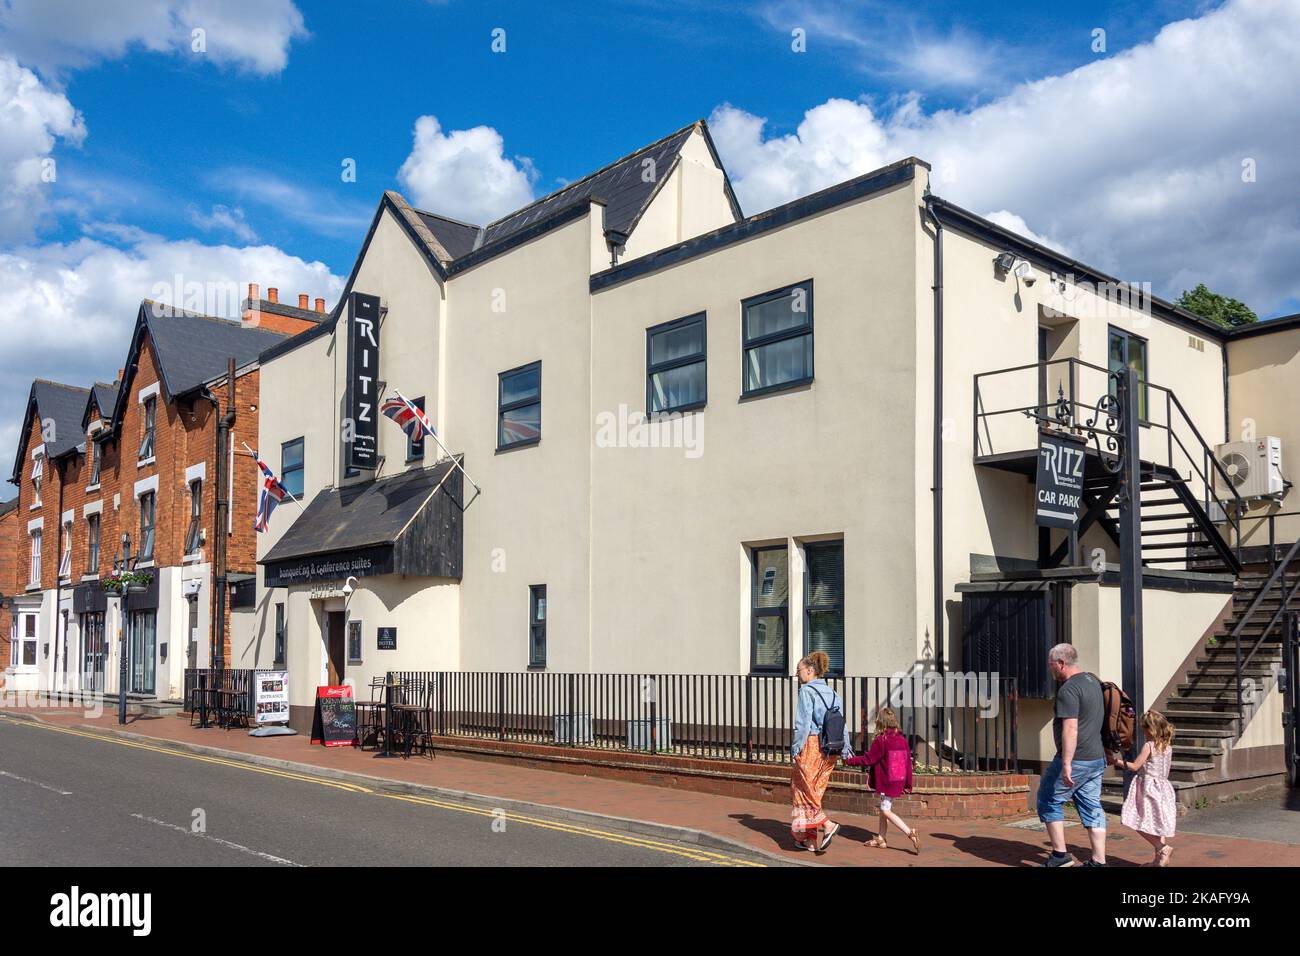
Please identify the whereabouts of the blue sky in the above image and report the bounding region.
[2,0,1298,491]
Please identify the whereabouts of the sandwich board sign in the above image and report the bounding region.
[310,685,357,747]
[1036,430,1085,530]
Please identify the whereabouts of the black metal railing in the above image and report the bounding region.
[387,670,1018,773]
[182,667,254,722]
[974,357,1245,564]
[1231,512,1300,735]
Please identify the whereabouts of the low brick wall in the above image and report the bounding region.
[422,735,1029,820]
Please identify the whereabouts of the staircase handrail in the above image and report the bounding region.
[1162,388,1245,550]
[1231,522,1300,734]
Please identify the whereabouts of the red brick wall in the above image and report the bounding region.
[16,413,62,591]
[0,507,16,668]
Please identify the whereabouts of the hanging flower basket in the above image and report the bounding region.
[102,570,153,595]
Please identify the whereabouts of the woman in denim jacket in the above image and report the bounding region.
[789,651,852,853]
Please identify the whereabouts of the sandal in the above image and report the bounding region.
[1158,845,1173,868]
[864,835,888,849]
[907,829,921,854]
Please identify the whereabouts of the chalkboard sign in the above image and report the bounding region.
[377,627,397,651]
[310,685,357,747]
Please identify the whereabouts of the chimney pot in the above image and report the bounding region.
[268,287,278,303]
[117,368,124,382]
[298,293,309,309]
[248,282,259,301]
[315,298,325,312]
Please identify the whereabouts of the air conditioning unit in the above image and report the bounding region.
[1216,438,1285,500]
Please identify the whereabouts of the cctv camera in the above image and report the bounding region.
[1014,260,1037,286]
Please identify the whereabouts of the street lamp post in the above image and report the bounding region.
[116,534,136,726]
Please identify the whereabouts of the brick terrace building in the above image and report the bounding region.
[3,294,322,701]
[0,497,17,681]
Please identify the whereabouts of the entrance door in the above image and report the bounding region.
[326,611,346,686]
[81,612,106,693]
[187,596,199,670]
[128,611,156,695]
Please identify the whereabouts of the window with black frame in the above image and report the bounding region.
[750,546,788,673]
[528,585,547,667]
[1107,326,1149,421]
[347,620,362,663]
[281,437,304,498]
[274,604,286,666]
[647,313,706,414]
[138,396,156,460]
[86,513,100,574]
[498,362,541,449]
[742,280,813,396]
[804,541,845,676]
[138,491,155,562]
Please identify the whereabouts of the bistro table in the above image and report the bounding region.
[374,678,402,759]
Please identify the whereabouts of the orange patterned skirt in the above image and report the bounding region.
[791,734,837,845]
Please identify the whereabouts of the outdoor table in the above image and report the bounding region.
[374,679,401,759]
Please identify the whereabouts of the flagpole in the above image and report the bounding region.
[391,387,483,507]
[240,442,307,513]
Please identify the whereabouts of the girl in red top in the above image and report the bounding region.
[845,707,920,853]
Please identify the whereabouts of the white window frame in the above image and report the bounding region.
[17,612,39,671]
[29,529,42,587]
[59,519,72,580]
[138,385,159,463]
[30,447,44,509]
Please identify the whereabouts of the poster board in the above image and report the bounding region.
[253,669,290,726]
[310,685,357,747]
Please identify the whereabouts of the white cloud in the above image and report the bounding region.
[710,0,1300,314]
[0,0,308,77]
[397,115,537,225]
[0,229,345,482]
[0,55,85,242]
[217,169,372,238]
[188,203,257,242]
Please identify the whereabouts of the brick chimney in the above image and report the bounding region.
[267,287,278,303]
[298,293,309,309]
[315,298,325,313]
[240,281,324,335]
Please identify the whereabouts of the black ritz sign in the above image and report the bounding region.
[1035,430,1085,529]
[345,291,381,471]
[377,627,397,651]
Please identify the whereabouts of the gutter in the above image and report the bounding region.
[923,191,946,678]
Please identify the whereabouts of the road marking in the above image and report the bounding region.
[0,769,72,795]
[130,813,304,867]
[0,716,766,867]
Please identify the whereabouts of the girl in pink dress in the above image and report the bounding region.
[1115,710,1178,866]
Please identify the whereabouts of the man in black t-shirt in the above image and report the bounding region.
[1037,643,1109,867]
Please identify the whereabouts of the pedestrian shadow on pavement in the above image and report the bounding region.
[729,812,881,853]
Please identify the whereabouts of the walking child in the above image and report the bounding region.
[1114,710,1178,867]
[845,707,920,853]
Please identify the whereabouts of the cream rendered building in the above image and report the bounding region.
[251,120,1298,801]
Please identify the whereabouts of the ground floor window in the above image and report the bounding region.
[128,610,156,695]
[528,585,547,667]
[81,612,106,693]
[19,613,38,667]
[274,604,286,666]
[347,620,362,663]
[804,541,845,676]
[750,546,789,673]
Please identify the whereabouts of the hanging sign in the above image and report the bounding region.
[253,669,290,725]
[345,291,381,471]
[310,685,357,747]
[1036,430,1086,529]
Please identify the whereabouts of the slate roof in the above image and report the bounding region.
[0,496,18,517]
[260,459,458,563]
[413,211,481,261]
[140,301,287,397]
[9,379,91,482]
[87,381,119,422]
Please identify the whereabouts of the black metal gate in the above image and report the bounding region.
[1285,613,1299,788]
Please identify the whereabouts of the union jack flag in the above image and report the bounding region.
[380,391,435,443]
[253,451,289,533]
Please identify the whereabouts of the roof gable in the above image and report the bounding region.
[9,379,91,482]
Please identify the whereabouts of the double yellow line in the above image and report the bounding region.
[0,716,764,866]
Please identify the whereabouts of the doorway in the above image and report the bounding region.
[81,612,106,693]
[326,611,346,686]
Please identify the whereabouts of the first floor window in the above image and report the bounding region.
[138,491,155,562]
[498,362,541,449]
[529,585,547,667]
[750,546,788,673]
[29,530,41,586]
[274,604,286,666]
[184,479,202,554]
[282,438,304,498]
[804,540,845,676]
[31,452,43,506]
[59,523,72,579]
[1108,326,1149,421]
[347,620,362,663]
[742,280,813,396]
[647,313,707,414]
[87,513,100,574]
[20,614,37,667]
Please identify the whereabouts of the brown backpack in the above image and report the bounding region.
[1093,675,1136,752]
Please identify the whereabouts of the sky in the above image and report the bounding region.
[1,0,1297,495]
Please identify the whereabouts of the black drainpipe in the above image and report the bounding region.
[923,191,945,677]
[53,455,67,700]
[204,358,237,672]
